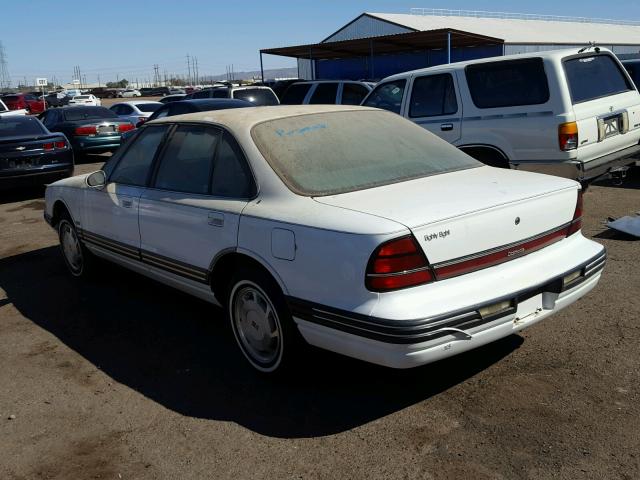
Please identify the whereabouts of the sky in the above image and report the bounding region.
[3,0,640,86]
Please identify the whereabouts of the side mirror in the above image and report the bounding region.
[86,170,106,188]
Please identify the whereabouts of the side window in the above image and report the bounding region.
[309,83,339,104]
[362,80,407,114]
[169,103,192,116]
[110,125,169,186]
[341,83,370,105]
[153,125,219,194]
[153,108,170,119]
[409,74,458,118]
[210,132,255,198]
[192,90,211,99]
[212,88,228,98]
[42,111,57,128]
[110,105,122,115]
[281,84,312,104]
[120,105,134,114]
[465,58,550,108]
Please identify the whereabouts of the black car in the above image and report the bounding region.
[622,59,640,88]
[159,94,187,104]
[38,106,135,155]
[0,115,73,188]
[139,88,154,96]
[45,93,71,108]
[121,99,252,143]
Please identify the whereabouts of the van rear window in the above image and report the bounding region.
[465,58,550,108]
[564,54,633,104]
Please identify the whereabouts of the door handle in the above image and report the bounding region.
[440,123,454,131]
[121,199,133,208]
[208,212,224,227]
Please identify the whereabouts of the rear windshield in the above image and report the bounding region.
[137,103,161,112]
[64,108,117,121]
[74,96,90,99]
[465,58,550,108]
[0,116,46,136]
[233,88,279,106]
[564,54,634,104]
[251,110,480,196]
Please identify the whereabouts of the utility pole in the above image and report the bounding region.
[97,74,101,87]
[186,54,191,86]
[0,41,11,90]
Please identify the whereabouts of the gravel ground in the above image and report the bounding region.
[0,160,638,480]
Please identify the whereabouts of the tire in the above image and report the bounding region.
[227,267,301,373]
[57,213,94,278]
[462,148,510,169]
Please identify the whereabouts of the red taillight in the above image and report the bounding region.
[75,125,97,136]
[566,190,583,237]
[138,117,146,124]
[42,142,54,151]
[118,123,134,133]
[54,140,66,149]
[366,236,433,292]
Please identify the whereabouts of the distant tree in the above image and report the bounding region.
[105,79,129,88]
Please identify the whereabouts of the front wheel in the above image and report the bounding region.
[227,268,300,373]
[58,214,93,277]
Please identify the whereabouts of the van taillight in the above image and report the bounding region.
[559,121,578,151]
[566,190,583,236]
[366,236,433,292]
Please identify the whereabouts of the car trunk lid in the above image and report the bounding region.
[314,167,579,267]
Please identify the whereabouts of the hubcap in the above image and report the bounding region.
[233,285,281,366]
[60,222,82,273]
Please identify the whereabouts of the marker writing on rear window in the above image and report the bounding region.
[275,123,326,137]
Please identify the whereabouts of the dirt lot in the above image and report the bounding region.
[0,160,639,480]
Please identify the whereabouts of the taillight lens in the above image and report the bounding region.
[566,190,583,236]
[54,140,66,149]
[138,116,146,124]
[75,125,97,135]
[366,236,433,292]
[559,121,578,151]
[118,123,134,133]
[42,142,54,151]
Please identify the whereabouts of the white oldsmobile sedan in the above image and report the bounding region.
[44,106,606,373]
[68,94,101,106]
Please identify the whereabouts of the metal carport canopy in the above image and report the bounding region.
[259,28,503,80]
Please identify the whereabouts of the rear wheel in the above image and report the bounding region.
[227,267,300,373]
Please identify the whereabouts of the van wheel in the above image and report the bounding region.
[58,213,93,278]
[462,148,510,169]
[227,267,300,373]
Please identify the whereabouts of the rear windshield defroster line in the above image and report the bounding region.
[251,110,480,196]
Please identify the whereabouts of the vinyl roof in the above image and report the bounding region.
[261,28,502,60]
[366,12,640,45]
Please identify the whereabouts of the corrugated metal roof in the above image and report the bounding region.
[367,12,640,45]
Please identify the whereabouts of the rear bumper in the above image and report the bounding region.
[290,248,605,369]
[0,164,73,188]
[513,143,640,181]
[70,135,121,153]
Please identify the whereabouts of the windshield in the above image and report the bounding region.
[137,103,161,112]
[251,110,480,196]
[64,108,117,121]
[233,88,279,106]
[0,116,46,136]
[74,96,90,99]
[2,95,19,102]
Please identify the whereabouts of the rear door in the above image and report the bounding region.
[407,72,462,143]
[563,53,640,163]
[138,125,255,284]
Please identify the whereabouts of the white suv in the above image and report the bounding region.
[363,47,640,182]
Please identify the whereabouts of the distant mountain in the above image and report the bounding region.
[207,67,300,81]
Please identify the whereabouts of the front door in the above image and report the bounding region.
[82,124,171,257]
[407,72,462,144]
[138,125,255,285]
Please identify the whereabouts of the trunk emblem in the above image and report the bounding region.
[16,146,26,151]
[515,217,520,225]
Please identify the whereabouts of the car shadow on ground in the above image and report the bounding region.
[0,186,45,205]
[0,246,523,438]
[591,164,640,190]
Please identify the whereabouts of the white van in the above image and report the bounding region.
[362,47,640,182]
